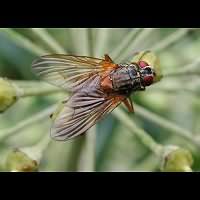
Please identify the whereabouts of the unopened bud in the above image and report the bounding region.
[0,78,20,112]
[5,149,39,172]
[161,145,193,172]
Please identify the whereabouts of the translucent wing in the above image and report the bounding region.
[50,76,125,141]
[32,54,115,92]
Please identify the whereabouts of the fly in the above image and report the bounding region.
[32,53,156,141]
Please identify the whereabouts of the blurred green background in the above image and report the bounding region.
[0,28,200,172]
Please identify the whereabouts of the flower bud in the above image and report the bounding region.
[5,149,39,172]
[131,51,163,83]
[161,145,193,172]
[0,78,19,112]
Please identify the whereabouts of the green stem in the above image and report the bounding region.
[148,82,200,97]
[134,104,200,148]
[94,28,111,57]
[148,87,200,97]
[0,105,56,141]
[12,80,62,97]
[152,29,190,52]
[65,137,86,171]
[30,28,67,54]
[19,85,61,97]
[113,107,163,156]
[21,133,51,162]
[87,29,94,57]
[117,28,155,62]
[111,28,141,60]
[1,28,48,55]
[78,126,96,171]
[164,69,200,78]
[163,51,200,78]
[20,88,61,97]
[68,28,90,55]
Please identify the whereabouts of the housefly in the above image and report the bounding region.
[32,53,156,141]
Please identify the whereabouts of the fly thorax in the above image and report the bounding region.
[127,65,144,91]
[111,65,143,92]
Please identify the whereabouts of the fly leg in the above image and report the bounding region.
[123,97,134,113]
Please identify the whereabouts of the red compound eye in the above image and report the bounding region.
[139,61,149,68]
[143,76,154,86]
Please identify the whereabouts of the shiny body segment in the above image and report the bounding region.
[100,64,145,96]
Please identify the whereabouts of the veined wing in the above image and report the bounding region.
[32,54,116,92]
[50,77,125,141]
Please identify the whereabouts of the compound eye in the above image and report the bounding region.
[138,61,149,68]
[143,76,154,86]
